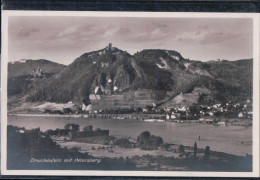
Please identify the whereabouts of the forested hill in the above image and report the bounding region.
[8,59,66,96]
[8,59,66,78]
[9,45,252,107]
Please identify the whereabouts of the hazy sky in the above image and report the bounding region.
[9,16,253,65]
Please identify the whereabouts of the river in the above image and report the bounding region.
[8,115,252,156]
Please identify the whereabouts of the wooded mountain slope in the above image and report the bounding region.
[9,46,252,107]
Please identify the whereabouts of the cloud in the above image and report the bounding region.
[197,24,209,30]
[15,27,39,37]
[54,24,118,44]
[199,31,238,45]
[8,16,253,64]
[57,26,79,38]
[177,31,207,42]
[103,26,120,38]
[177,30,240,45]
[152,22,168,28]
[116,27,130,35]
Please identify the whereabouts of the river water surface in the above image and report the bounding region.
[8,115,252,156]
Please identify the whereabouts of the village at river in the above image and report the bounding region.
[7,95,253,171]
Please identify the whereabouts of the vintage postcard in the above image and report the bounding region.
[1,11,260,177]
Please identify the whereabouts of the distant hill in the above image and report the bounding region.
[8,59,66,78]
[8,59,66,96]
[188,59,253,103]
[10,45,252,108]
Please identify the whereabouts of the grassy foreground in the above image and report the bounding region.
[7,125,252,171]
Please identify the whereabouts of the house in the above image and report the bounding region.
[213,104,221,108]
[217,121,226,125]
[113,86,118,91]
[171,114,177,119]
[166,112,177,120]
[142,108,148,113]
[86,104,92,111]
[199,118,205,122]
[178,106,186,112]
[238,112,243,118]
[206,119,213,123]
[164,108,171,112]
[155,109,160,113]
[234,103,240,108]
[82,103,87,111]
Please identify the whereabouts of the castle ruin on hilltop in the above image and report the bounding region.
[106,43,113,51]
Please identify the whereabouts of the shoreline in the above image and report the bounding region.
[56,140,252,158]
[8,113,252,127]
[8,113,85,118]
[8,115,252,156]
[8,124,253,171]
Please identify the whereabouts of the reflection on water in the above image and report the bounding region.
[8,115,252,156]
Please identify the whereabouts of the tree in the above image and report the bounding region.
[137,131,164,150]
[194,142,197,159]
[198,93,206,103]
[189,105,200,115]
[113,138,131,148]
[64,123,80,132]
[162,143,170,151]
[83,125,93,131]
[137,131,151,145]
[204,146,210,160]
[149,135,163,149]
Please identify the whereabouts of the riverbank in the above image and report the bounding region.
[7,122,252,171]
[57,141,180,158]
[8,115,252,156]
[52,134,253,171]
[8,113,85,118]
[8,113,252,127]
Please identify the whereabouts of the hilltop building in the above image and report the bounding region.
[32,67,43,77]
[106,43,113,51]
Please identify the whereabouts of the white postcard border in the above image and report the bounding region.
[1,10,259,177]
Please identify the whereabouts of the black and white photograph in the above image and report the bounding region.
[1,11,259,177]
